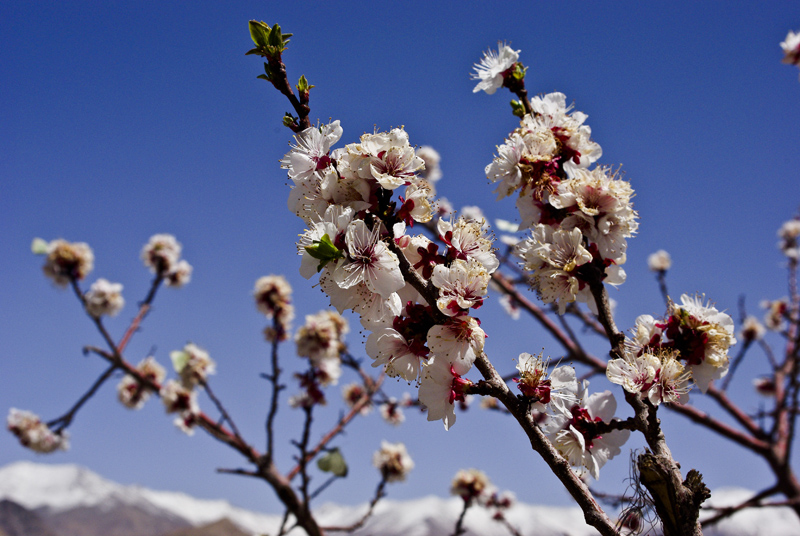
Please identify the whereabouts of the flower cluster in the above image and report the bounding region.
[451,468,492,502]
[480,78,636,313]
[607,348,691,406]
[542,381,630,480]
[118,356,166,409]
[34,238,94,287]
[614,294,737,394]
[372,441,414,482]
[7,408,69,453]
[141,234,193,287]
[84,278,125,318]
[290,311,349,408]
[254,275,294,341]
[282,121,498,429]
[160,379,200,435]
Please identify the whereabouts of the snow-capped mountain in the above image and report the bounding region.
[1,461,799,536]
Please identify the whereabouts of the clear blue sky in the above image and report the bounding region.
[2,0,800,515]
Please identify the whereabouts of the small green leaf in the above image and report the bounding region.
[31,238,49,255]
[511,62,527,81]
[304,234,343,272]
[170,350,189,373]
[510,100,525,118]
[296,75,314,93]
[317,448,348,477]
[248,20,270,48]
[282,113,298,127]
[257,74,269,81]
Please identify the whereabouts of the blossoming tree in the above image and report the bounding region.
[8,19,800,536]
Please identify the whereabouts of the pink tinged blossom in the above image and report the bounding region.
[515,354,578,414]
[280,120,343,182]
[373,441,414,482]
[544,389,630,480]
[484,133,526,199]
[319,273,401,328]
[753,376,777,397]
[432,259,490,316]
[781,30,800,68]
[379,397,407,426]
[607,349,691,406]
[426,316,485,375]
[84,278,125,318]
[170,343,216,388]
[370,145,425,190]
[37,238,94,287]
[7,408,69,453]
[334,220,404,298]
[626,314,663,354]
[340,128,423,190]
[438,216,499,274]
[396,181,433,226]
[451,468,491,502]
[778,218,800,258]
[663,294,736,393]
[528,92,602,171]
[739,315,765,343]
[141,234,182,276]
[253,275,294,340]
[761,298,788,331]
[342,383,372,415]
[165,260,193,288]
[418,356,473,430]
[471,43,520,95]
[160,380,200,435]
[366,326,424,382]
[295,310,348,364]
[297,205,353,279]
[118,356,166,410]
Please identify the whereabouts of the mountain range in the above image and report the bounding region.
[0,461,798,536]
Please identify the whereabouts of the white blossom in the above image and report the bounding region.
[543,387,630,480]
[84,278,125,318]
[280,120,342,182]
[142,234,182,276]
[117,356,166,410]
[471,43,519,95]
[647,250,672,272]
[7,409,69,453]
[40,239,94,287]
[334,220,404,298]
[170,343,216,388]
[781,30,800,71]
[451,468,491,501]
[667,294,736,393]
[373,441,414,482]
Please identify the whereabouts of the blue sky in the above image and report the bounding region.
[3,0,800,516]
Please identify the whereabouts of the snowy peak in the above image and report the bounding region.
[2,461,800,536]
[0,462,122,512]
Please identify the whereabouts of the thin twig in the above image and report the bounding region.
[324,477,388,532]
[47,363,118,432]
